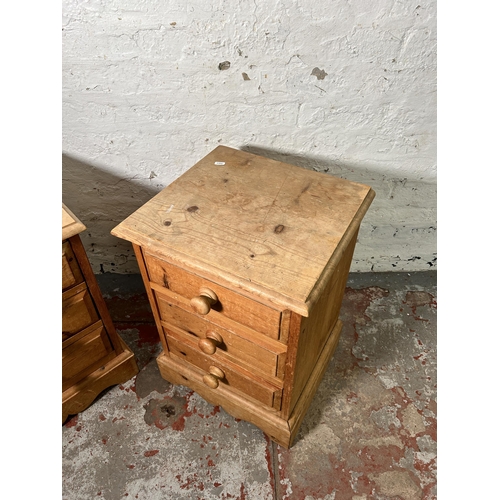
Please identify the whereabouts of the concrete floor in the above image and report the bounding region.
[62,271,437,500]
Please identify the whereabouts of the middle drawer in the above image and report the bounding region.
[155,291,286,380]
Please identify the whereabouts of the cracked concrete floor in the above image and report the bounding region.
[62,271,437,500]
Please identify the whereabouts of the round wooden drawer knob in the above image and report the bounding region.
[202,366,225,389]
[198,331,223,355]
[190,287,218,315]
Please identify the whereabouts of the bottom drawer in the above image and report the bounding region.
[62,322,115,391]
[165,328,282,410]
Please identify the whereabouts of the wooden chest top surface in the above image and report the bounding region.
[112,146,374,314]
[62,203,86,240]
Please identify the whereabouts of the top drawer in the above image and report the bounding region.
[144,253,282,340]
[62,241,83,291]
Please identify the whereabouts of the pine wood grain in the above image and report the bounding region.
[62,241,84,290]
[70,235,124,354]
[160,319,285,387]
[112,146,374,316]
[62,322,114,392]
[62,203,86,240]
[145,253,282,337]
[151,283,287,365]
[62,282,100,340]
[286,227,358,416]
[166,330,282,409]
[132,244,167,352]
[151,281,286,353]
[287,319,343,446]
[62,338,138,423]
[111,146,375,447]
[62,205,139,422]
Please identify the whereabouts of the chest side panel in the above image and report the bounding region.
[283,228,359,418]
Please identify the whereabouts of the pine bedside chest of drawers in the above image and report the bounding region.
[111,146,375,448]
[62,203,139,423]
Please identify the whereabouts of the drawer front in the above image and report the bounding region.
[62,241,83,291]
[156,293,286,380]
[144,253,282,339]
[62,322,114,391]
[62,282,100,341]
[166,330,282,410]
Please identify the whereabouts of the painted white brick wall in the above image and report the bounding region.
[62,0,436,274]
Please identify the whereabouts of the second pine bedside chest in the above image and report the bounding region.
[63,203,139,423]
[111,146,375,448]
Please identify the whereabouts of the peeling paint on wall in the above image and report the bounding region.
[311,67,328,80]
